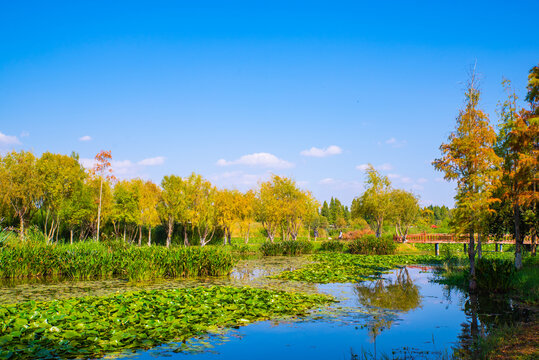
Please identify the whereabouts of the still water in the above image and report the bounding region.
[0,257,530,359]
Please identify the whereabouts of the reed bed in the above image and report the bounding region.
[0,241,235,281]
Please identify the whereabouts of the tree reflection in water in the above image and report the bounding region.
[354,267,422,342]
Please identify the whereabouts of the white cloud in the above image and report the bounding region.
[400,177,413,184]
[417,178,428,184]
[356,163,393,171]
[79,135,92,142]
[300,145,342,158]
[0,132,21,145]
[79,158,95,169]
[20,131,29,138]
[79,156,165,178]
[319,178,336,185]
[384,137,406,148]
[318,177,363,190]
[211,171,267,189]
[138,156,165,166]
[217,152,293,169]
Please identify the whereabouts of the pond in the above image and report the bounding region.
[0,257,531,359]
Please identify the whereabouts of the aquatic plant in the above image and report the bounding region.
[0,241,235,281]
[274,253,442,283]
[259,240,313,256]
[0,286,334,359]
[475,257,515,293]
[319,239,345,252]
[348,235,396,255]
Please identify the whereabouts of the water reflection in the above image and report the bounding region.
[354,267,422,357]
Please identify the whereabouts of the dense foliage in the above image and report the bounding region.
[259,240,313,256]
[0,240,235,281]
[319,239,345,252]
[348,234,396,255]
[0,286,334,359]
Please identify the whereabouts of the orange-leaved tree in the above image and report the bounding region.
[497,70,539,268]
[92,150,115,242]
[433,70,501,291]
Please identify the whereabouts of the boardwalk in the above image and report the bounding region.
[393,233,532,245]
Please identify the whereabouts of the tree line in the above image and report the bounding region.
[0,151,325,246]
[434,64,538,288]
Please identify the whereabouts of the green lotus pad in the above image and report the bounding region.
[0,286,335,359]
[273,253,444,283]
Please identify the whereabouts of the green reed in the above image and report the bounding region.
[0,240,235,281]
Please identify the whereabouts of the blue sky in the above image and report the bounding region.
[1,1,538,207]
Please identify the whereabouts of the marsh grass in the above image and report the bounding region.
[259,240,313,256]
[0,238,235,281]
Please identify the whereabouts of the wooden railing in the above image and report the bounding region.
[393,233,531,244]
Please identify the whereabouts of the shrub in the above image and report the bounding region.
[342,228,375,241]
[475,257,515,293]
[320,240,345,253]
[259,240,313,256]
[348,234,396,255]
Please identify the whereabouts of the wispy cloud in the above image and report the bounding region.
[300,145,342,158]
[78,135,92,142]
[379,137,406,148]
[217,152,293,169]
[318,177,363,190]
[0,132,21,145]
[356,163,393,171]
[79,156,165,178]
[211,171,268,189]
[137,156,165,166]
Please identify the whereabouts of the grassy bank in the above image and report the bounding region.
[436,255,539,305]
[0,286,335,359]
[0,241,235,281]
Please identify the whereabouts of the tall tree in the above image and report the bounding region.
[159,175,187,247]
[139,180,161,246]
[351,165,392,238]
[497,72,539,267]
[37,153,84,242]
[433,70,501,290]
[391,189,420,241]
[186,173,217,246]
[92,150,115,242]
[0,151,42,241]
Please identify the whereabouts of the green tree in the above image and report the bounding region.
[159,175,187,247]
[0,151,42,241]
[351,165,392,238]
[37,152,85,242]
[391,189,420,241]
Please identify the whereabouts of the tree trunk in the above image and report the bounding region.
[245,224,250,244]
[19,213,24,242]
[123,224,126,242]
[375,219,382,238]
[166,217,173,248]
[477,233,482,259]
[468,230,477,292]
[514,204,523,270]
[532,231,537,257]
[70,228,74,244]
[96,178,103,242]
[148,225,151,246]
[184,226,189,246]
[138,226,142,246]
